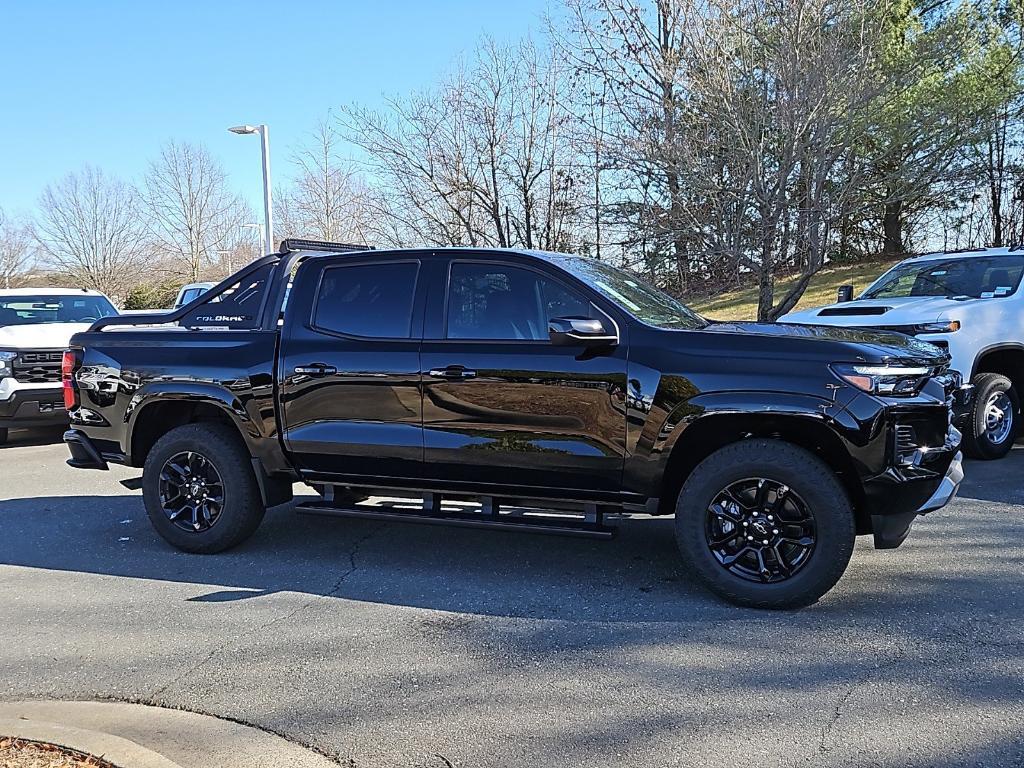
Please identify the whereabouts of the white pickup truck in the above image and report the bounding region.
[0,288,118,444]
[783,246,1024,460]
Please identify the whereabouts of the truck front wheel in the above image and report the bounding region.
[962,373,1018,460]
[674,439,856,609]
[142,423,266,553]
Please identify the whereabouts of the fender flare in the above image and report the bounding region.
[124,381,256,463]
[654,389,858,458]
[970,343,1024,380]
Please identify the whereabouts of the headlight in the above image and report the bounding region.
[0,351,15,379]
[913,321,960,334]
[831,363,932,396]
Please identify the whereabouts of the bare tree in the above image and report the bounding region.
[340,37,586,250]
[275,116,373,244]
[0,208,33,289]
[142,141,248,282]
[34,167,143,298]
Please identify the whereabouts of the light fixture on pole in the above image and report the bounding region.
[240,223,265,257]
[229,124,273,254]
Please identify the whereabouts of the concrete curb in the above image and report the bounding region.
[0,701,339,768]
[0,716,182,768]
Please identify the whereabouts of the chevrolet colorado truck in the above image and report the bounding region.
[784,247,1024,460]
[63,240,965,608]
[0,287,118,444]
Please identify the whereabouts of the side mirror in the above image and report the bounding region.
[548,316,618,347]
[836,285,854,303]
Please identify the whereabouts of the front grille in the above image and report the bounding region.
[13,350,63,384]
[895,424,918,456]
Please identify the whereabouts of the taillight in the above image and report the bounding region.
[62,349,80,410]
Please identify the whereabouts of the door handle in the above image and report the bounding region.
[294,363,337,377]
[428,366,477,380]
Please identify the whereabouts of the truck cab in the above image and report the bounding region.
[0,288,117,444]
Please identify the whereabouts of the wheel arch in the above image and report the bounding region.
[125,383,255,468]
[972,343,1024,395]
[657,410,869,534]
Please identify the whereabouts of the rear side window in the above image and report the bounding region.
[180,263,273,329]
[313,262,419,338]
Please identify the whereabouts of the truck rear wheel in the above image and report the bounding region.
[674,439,856,609]
[962,373,1018,460]
[142,423,266,553]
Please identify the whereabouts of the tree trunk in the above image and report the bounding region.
[882,199,904,257]
[757,267,774,323]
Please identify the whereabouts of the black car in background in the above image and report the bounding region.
[63,240,964,608]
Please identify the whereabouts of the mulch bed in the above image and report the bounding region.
[0,738,116,768]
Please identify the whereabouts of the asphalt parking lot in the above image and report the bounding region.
[1,428,1022,768]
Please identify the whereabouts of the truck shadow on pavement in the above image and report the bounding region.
[0,450,1021,625]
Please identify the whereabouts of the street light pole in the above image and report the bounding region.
[229,124,273,254]
[241,223,265,258]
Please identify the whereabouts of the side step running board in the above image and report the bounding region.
[296,493,618,539]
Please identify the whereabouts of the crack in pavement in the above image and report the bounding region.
[150,523,386,700]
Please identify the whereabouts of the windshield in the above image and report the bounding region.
[0,294,118,326]
[863,256,1024,299]
[560,258,706,330]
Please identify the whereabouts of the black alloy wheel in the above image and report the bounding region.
[674,439,855,609]
[158,450,225,533]
[705,478,816,583]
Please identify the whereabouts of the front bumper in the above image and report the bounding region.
[871,450,963,549]
[0,387,66,429]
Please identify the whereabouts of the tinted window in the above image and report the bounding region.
[0,294,117,326]
[447,263,591,340]
[314,262,419,338]
[181,263,274,329]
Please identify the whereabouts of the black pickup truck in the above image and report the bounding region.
[63,240,965,608]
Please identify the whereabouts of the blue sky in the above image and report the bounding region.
[0,0,551,218]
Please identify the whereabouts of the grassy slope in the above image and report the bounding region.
[688,257,903,321]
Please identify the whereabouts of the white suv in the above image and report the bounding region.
[0,288,118,444]
[783,246,1024,460]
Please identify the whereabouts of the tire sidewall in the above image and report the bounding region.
[675,441,855,609]
[143,424,264,553]
[967,374,1018,460]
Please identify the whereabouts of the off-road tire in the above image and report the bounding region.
[142,423,265,553]
[963,373,1018,461]
[674,439,856,609]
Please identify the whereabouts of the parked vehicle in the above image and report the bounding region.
[174,282,216,309]
[783,246,1024,460]
[0,288,117,444]
[63,240,965,608]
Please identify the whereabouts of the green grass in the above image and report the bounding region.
[688,257,903,321]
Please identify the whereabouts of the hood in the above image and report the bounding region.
[781,295,982,326]
[705,320,949,365]
[0,322,95,350]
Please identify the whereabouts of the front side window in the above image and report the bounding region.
[313,262,419,338]
[863,256,1024,299]
[0,294,117,326]
[446,263,591,341]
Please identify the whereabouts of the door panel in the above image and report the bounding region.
[278,258,424,479]
[421,260,628,495]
